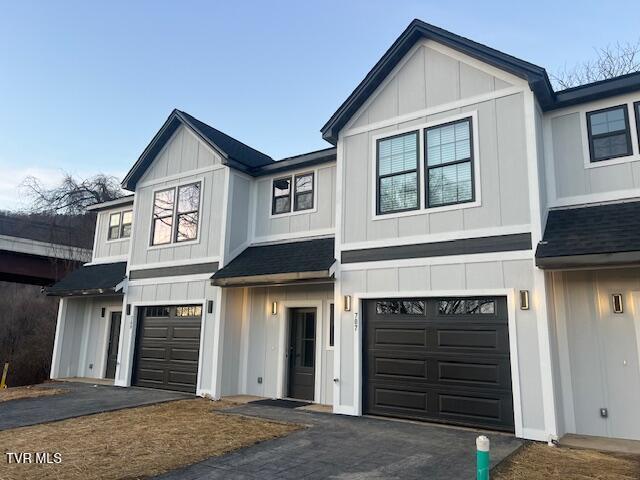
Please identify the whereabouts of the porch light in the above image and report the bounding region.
[344,295,352,312]
[271,301,278,315]
[612,293,623,314]
[519,290,529,310]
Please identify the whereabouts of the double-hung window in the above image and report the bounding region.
[272,172,315,215]
[151,182,200,246]
[376,131,419,214]
[107,210,132,240]
[635,102,640,148]
[425,118,474,208]
[586,105,632,162]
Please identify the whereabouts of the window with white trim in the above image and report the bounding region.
[425,117,474,207]
[586,105,632,162]
[376,131,419,214]
[151,182,200,246]
[107,210,132,240]
[272,172,315,215]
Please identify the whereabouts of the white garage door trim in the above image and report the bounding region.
[340,288,524,439]
[115,299,207,395]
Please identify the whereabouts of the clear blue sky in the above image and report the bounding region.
[1,0,639,209]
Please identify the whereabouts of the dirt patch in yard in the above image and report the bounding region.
[0,398,300,480]
[0,385,67,403]
[493,442,640,480]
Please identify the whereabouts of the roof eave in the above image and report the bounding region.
[321,20,554,144]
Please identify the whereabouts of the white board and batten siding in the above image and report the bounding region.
[225,284,335,405]
[550,268,640,441]
[128,124,226,268]
[53,296,123,380]
[252,163,336,243]
[340,40,532,248]
[92,208,131,261]
[545,92,640,209]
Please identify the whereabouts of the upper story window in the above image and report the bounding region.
[271,172,315,215]
[151,182,200,246]
[376,131,419,214]
[635,102,640,144]
[586,105,632,162]
[107,210,132,240]
[426,118,473,207]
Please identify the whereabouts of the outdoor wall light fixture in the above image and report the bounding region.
[612,293,623,314]
[519,290,529,310]
[271,301,278,315]
[101,308,106,318]
[344,295,352,312]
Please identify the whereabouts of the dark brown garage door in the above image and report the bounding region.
[363,297,514,431]
[133,305,202,393]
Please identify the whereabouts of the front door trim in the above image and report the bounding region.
[339,288,524,438]
[276,300,324,403]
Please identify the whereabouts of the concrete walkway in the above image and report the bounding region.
[0,381,190,430]
[157,403,523,480]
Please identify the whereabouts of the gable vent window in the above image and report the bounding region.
[151,182,201,246]
[108,210,133,240]
[272,176,292,215]
[376,131,419,214]
[426,118,474,208]
[587,105,632,162]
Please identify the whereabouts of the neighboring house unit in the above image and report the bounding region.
[47,20,640,443]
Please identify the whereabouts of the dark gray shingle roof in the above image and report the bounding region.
[45,262,127,296]
[536,201,640,259]
[212,238,335,280]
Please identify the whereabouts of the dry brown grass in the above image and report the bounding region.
[494,442,640,480]
[0,398,300,480]
[0,385,67,403]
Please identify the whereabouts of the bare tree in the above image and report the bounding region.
[21,172,124,215]
[552,39,640,90]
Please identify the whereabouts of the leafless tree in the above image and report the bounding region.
[552,39,640,90]
[21,172,124,215]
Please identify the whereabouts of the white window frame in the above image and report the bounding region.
[269,168,319,219]
[106,208,133,243]
[371,110,481,221]
[147,178,204,250]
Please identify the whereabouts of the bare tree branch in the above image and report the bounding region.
[20,172,124,215]
[552,39,640,90]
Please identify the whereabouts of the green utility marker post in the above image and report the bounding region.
[476,435,490,480]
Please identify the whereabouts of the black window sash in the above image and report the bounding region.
[272,176,292,215]
[174,183,200,243]
[424,117,475,208]
[376,131,420,215]
[108,212,121,240]
[586,104,632,162]
[293,172,314,211]
[635,101,640,151]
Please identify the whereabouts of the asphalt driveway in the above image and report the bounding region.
[157,403,523,480]
[0,381,190,430]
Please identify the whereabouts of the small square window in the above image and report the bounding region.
[587,105,632,162]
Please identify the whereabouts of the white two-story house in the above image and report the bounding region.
[47,19,640,444]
